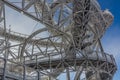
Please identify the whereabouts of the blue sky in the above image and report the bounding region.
[98,0,120,80]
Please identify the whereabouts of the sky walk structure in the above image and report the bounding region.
[0,0,117,80]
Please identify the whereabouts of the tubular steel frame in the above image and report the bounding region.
[0,0,117,80]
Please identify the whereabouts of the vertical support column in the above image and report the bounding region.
[37,71,40,80]
[18,45,22,62]
[36,55,41,80]
[2,3,8,80]
[23,57,26,80]
[66,68,70,80]
[95,71,101,80]
[0,1,3,22]
[36,55,38,80]
[2,58,7,80]
[31,44,34,59]
[49,54,52,80]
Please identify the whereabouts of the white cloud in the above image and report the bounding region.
[5,6,42,35]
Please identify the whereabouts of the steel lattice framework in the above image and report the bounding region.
[0,0,117,80]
